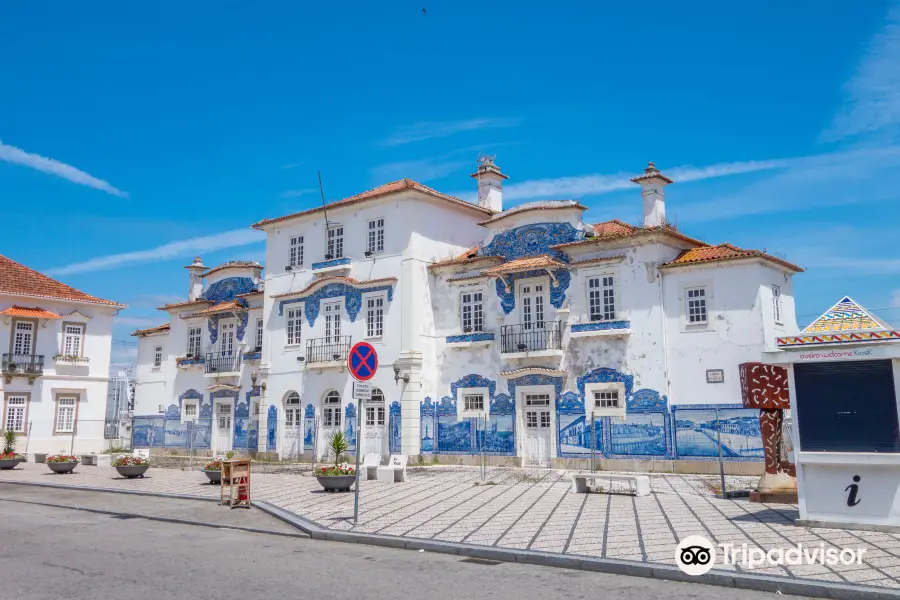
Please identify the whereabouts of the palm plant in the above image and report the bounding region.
[327,431,350,466]
[2,429,16,455]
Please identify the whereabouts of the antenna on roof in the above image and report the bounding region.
[318,171,333,260]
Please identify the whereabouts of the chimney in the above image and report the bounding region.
[184,256,206,301]
[630,162,673,228]
[470,156,507,212]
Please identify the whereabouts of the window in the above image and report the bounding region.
[286,308,302,345]
[323,391,341,427]
[255,318,264,350]
[153,346,162,367]
[187,327,202,357]
[13,321,34,356]
[588,275,616,321]
[55,397,76,433]
[218,403,231,430]
[365,405,385,427]
[184,403,197,417]
[460,291,484,333]
[594,390,619,409]
[289,235,304,267]
[4,396,27,433]
[521,284,545,329]
[772,285,782,324]
[464,394,484,411]
[686,287,708,324]
[324,302,341,342]
[327,225,344,259]
[525,394,551,406]
[366,296,384,338]
[63,324,85,356]
[367,218,385,253]
[285,391,301,427]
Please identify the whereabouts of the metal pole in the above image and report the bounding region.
[481,416,486,482]
[353,399,362,526]
[70,420,76,455]
[25,420,32,453]
[311,416,318,472]
[188,421,194,471]
[590,412,596,473]
[715,408,727,499]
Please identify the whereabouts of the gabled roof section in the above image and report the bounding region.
[661,243,803,273]
[132,323,170,337]
[201,260,263,278]
[476,200,586,226]
[252,179,492,229]
[482,255,567,276]
[0,254,124,307]
[159,298,214,311]
[429,246,504,270]
[593,219,639,238]
[802,297,891,334]
[551,222,707,250]
[0,306,62,319]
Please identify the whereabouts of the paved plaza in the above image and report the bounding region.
[4,462,900,591]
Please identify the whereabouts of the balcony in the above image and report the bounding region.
[446,331,495,348]
[204,352,242,376]
[311,256,352,275]
[53,354,90,366]
[305,336,352,368]
[2,353,44,383]
[499,322,564,358]
[570,319,632,338]
[176,355,206,369]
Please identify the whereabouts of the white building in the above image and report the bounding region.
[132,159,803,469]
[0,254,124,455]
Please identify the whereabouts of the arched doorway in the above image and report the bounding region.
[283,391,302,459]
[321,390,342,459]
[362,387,387,456]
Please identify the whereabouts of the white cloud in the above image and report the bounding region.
[45,228,265,276]
[279,188,316,199]
[381,118,520,146]
[820,3,900,142]
[371,156,469,183]
[0,139,128,197]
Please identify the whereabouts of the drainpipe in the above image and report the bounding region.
[655,244,673,405]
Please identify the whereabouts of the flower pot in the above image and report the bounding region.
[33,453,47,464]
[202,469,225,484]
[315,474,356,492]
[0,458,20,470]
[47,461,78,474]
[115,465,150,479]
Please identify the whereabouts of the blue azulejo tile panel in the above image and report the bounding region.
[607,412,668,456]
[446,332,495,344]
[163,418,189,448]
[494,268,570,314]
[201,277,257,303]
[267,405,277,451]
[479,222,582,261]
[438,417,473,453]
[389,401,401,454]
[132,417,165,448]
[311,256,352,270]
[278,282,394,325]
[242,351,261,360]
[558,414,603,457]
[233,401,251,449]
[570,320,630,333]
[344,403,357,451]
[483,414,515,454]
[420,397,435,453]
[673,404,763,461]
[191,419,212,449]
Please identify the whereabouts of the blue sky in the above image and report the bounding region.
[2,1,900,368]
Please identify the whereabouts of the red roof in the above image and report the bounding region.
[482,255,567,275]
[252,179,492,229]
[0,254,123,307]
[593,219,639,237]
[662,243,803,272]
[131,323,170,337]
[0,306,62,319]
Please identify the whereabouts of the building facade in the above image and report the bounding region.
[0,254,123,454]
[132,159,803,467]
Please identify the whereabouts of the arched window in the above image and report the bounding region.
[323,390,341,428]
[284,391,301,426]
[365,387,386,427]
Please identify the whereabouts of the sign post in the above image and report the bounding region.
[348,341,378,526]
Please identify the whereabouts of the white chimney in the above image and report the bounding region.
[470,156,507,212]
[630,161,673,227]
[184,256,206,301]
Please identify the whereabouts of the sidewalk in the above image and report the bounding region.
[3,462,900,592]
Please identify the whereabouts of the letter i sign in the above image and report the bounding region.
[348,342,378,382]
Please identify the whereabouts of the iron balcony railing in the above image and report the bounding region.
[500,322,563,353]
[205,352,242,374]
[306,336,352,364]
[2,353,45,375]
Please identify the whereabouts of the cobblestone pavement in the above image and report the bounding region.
[4,463,900,590]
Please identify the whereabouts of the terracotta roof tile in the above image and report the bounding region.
[593,219,639,237]
[252,179,492,229]
[191,301,246,316]
[661,243,803,272]
[499,367,569,377]
[201,260,263,278]
[131,323,170,337]
[482,255,567,276]
[553,223,708,250]
[430,247,504,270]
[159,299,214,310]
[0,254,123,307]
[271,276,397,299]
[0,306,62,319]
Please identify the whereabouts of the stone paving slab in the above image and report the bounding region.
[2,462,899,591]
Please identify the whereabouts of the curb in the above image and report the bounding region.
[0,478,222,503]
[4,480,899,599]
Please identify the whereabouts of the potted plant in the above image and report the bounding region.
[0,430,24,468]
[112,455,150,478]
[202,459,226,484]
[46,454,79,474]
[314,431,356,492]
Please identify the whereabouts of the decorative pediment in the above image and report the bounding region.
[490,393,515,416]
[802,296,890,334]
[200,277,258,304]
[450,374,497,402]
[479,222,582,261]
[60,309,92,320]
[436,396,457,416]
[557,390,584,414]
[421,396,436,417]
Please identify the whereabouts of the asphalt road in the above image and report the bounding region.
[0,483,812,600]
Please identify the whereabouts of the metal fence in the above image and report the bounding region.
[499,322,563,353]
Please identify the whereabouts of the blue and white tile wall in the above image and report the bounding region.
[672,404,763,461]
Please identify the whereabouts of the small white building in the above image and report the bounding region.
[132,159,804,470]
[0,253,124,455]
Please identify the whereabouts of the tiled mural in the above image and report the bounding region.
[673,404,764,460]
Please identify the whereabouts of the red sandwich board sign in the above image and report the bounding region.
[348,341,378,382]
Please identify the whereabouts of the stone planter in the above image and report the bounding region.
[115,465,149,479]
[315,474,356,492]
[47,461,78,474]
[0,458,21,470]
[202,469,226,484]
[33,453,48,464]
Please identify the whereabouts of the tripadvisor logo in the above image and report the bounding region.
[675,536,868,575]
